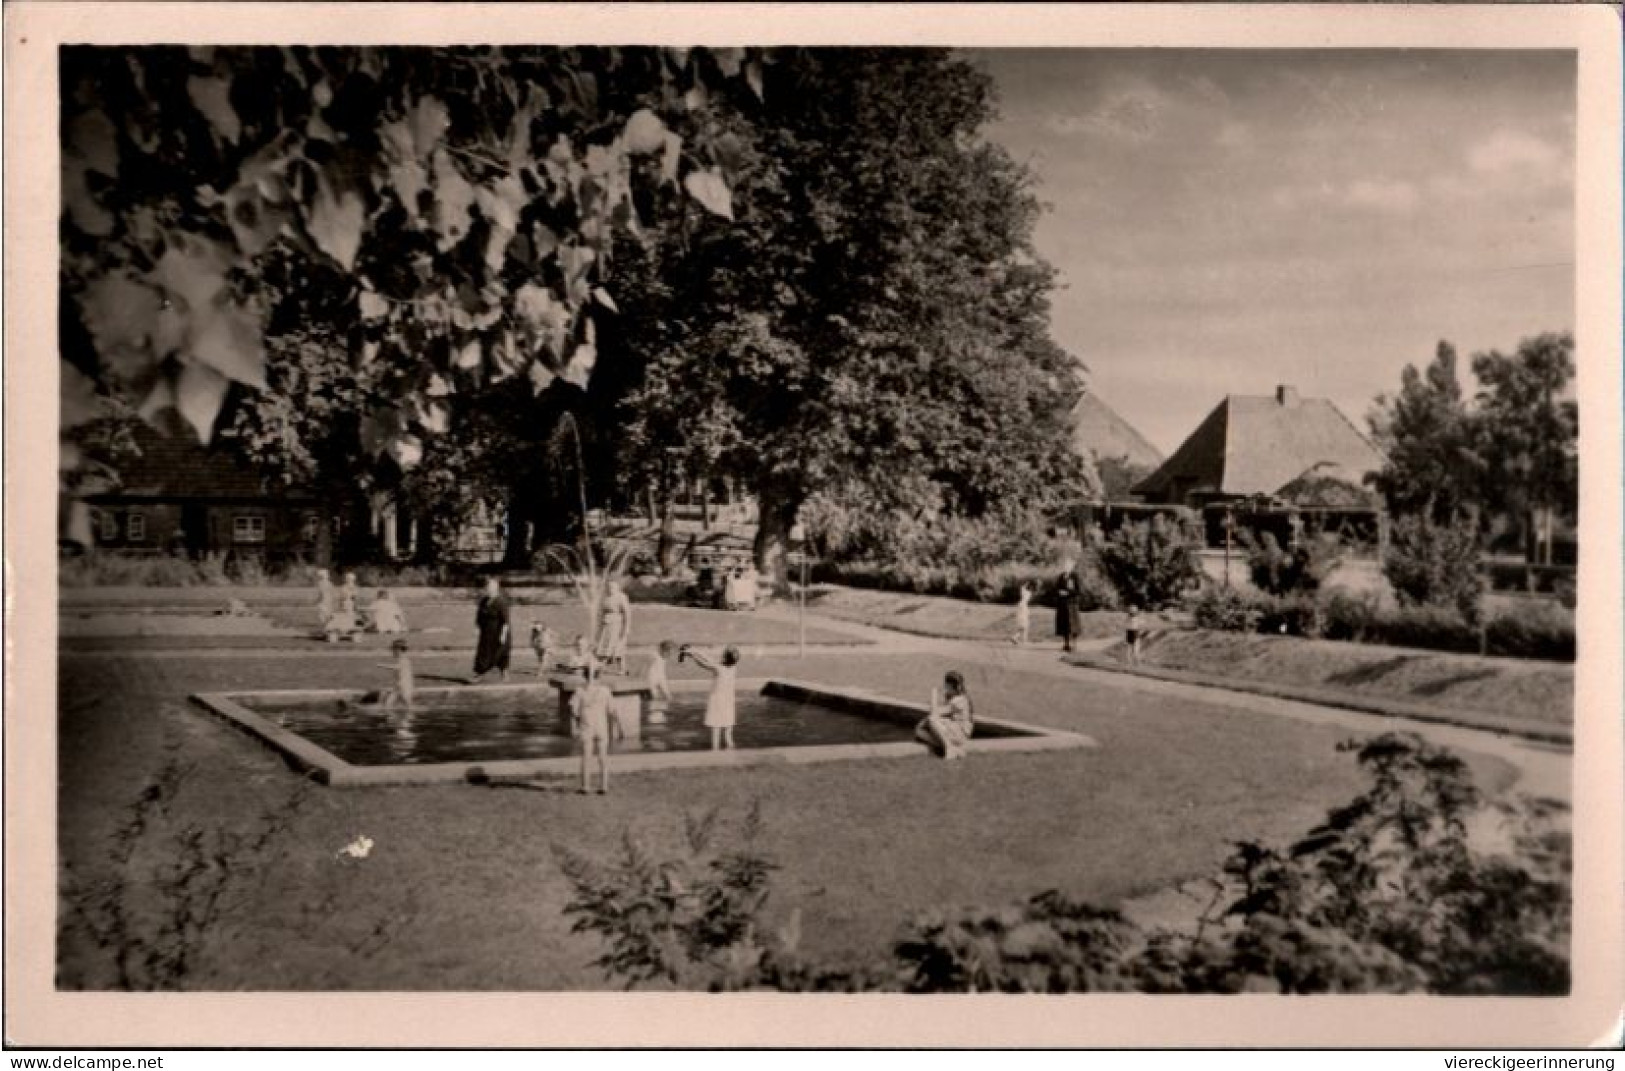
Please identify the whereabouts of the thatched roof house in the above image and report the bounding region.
[1134,385,1383,508]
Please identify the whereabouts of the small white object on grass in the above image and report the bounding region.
[337,835,375,859]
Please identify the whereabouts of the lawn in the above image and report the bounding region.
[802,585,1127,642]
[56,645,1519,990]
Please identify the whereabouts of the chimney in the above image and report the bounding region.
[1276,384,1300,408]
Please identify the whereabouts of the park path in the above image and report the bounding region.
[753,601,1572,805]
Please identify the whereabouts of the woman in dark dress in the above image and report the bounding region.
[472,577,512,682]
[1054,559,1083,652]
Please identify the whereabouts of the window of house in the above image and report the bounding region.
[126,513,147,542]
[302,514,321,544]
[233,515,267,544]
[98,511,120,542]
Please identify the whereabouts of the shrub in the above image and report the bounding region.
[1090,514,1204,609]
[1188,585,1255,632]
[554,734,1570,995]
[1484,602,1575,661]
[1241,530,1344,597]
[1382,513,1484,619]
[1320,588,1381,642]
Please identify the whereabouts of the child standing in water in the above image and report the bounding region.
[645,640,675,724]
[375,639,415,711]
[686,645,739,750]
[571,663,614,794]
[916,670,974,761]
[1009,581,1033,646]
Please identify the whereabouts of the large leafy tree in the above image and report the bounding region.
[615,49,1093,581]
[60,45,763,516]
[1471,332,1577,565]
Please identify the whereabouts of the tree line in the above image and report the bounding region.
[60,46,1092,579]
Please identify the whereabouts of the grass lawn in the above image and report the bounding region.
[1116,630,1572,727]
[56,645,1518,990]
[802,585,1128,642]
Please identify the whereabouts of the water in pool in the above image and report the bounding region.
[239,688,1008,767]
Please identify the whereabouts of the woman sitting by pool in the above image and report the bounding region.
[916,671,974,761]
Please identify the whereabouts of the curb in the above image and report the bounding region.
[1062,655,1572,747]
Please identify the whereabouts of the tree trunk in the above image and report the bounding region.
[752,485,801,594]
[502,493,530,569]
[645,486,658,526]
[314,507,334,569]
[656,492,677,575]
[414,514,438,566]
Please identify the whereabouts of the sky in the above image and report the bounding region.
[966,49,1576,456]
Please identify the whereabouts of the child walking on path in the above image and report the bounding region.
[1124,605,1144,666]
[1009,582,1032,646]
[686,645,740,750]
[916,671,974,761]
[645,641,675,724]
[571,664,614,794]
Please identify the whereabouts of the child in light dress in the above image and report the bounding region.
[371,589,408,634]
[315,569,337,640]
[685,644,740,750]
[571,663,614,794]
[916,670,974,761]
[1009,582,1033,646]
[357,638,414,712]
[530,622,559,676]
[328,572,362,642]
[1124,605,1144,666]
[645,640,675,724]
[560,633,593,675]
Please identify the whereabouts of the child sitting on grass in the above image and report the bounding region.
[684,644,740,751]
[371,589,408,635]
[645,640,675,724]
[916,670,973,761]
[571,663,614,794]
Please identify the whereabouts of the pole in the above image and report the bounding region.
[799,551,807,658]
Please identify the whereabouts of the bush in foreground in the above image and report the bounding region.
[555,734,1569,994]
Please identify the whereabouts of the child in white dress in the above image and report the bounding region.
[686,644,740,750]
[645,641,675,724]
[371,589,408,634]
[530,623,559,676]
[1009,582,1032,646]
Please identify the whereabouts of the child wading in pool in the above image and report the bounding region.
[916,671,974,761]
[571,663,614,794]
[373,639,415,711]
[645,640,676,724]
[685,644,739,750]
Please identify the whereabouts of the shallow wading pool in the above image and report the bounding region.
[192,679,1096,786]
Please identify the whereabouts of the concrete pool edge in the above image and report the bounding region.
[191,677,1097,787]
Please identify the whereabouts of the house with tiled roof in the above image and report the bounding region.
[1068,391,1164,500]
[1133,384,1386,545]
[76,414,326,562]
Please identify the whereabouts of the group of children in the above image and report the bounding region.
[316,569,407,643]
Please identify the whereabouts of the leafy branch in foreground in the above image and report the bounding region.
[554,733,1570,994]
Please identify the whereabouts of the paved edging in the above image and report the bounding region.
[1062,654,1571,747]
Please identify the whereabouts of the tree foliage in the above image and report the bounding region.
[611,49,1093,580]
[60,44,764,468]
[1366,341,1479,523]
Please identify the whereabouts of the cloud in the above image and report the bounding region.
[1044,90,1161,142]
[1344,178,1420,215]
[1468,129,1561,174]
